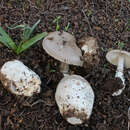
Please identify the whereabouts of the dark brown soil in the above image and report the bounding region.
[103,78,123,94]
[0,0,130,130]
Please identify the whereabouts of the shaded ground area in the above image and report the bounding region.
[0,0,130,130]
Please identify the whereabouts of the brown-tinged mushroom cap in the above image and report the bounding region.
[78,36,100,68]
[79,37,99,54]
[106,50,130,68]
[42,31,83,66]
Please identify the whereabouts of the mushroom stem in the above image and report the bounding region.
[113,56,125,96]
[60,62,69,74]
[115,56,125,85]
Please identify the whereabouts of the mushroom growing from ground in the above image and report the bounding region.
[42,31,83,74]
[78,36,100,68]
[106,50,130,96]
[0,60,41,96]
[55,74,94,125]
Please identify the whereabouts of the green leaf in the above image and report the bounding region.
[21,27,31,41]
[7,24,26,30]
[22,20,40,41]
[28,19,40,38]
[0,26,17,51]
[16,32,48,54]
[64,22,70,31]
[53,16,61,23]
[52,19,57,23]
[7,24,31,41]
[57,16,61,20]
[0,36,9,47]
[7,19,41,41]
[56,24,60,31]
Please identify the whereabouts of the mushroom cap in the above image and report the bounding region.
[106,50,130,68]
[42,31,83,66]
[55,75,94,125]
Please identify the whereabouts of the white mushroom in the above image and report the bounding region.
[106,50,130,96]
[42,31,83,74]
[78,36,99,68]
[0,60,41,96]
[55,75,94,125]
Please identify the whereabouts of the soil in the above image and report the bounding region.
[0,0,130,130]
[103,78,123,94]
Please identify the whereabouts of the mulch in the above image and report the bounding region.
[0,0,130,130]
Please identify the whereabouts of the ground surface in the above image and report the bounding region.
[0,0,130,130]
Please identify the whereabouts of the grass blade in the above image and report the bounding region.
[21,27,31,41]
[0,36,10,47]
[21,20,40,41]
[28,19,41,38]
[7,24,26,30]
[17,32,48,54]
[0,26,17,51]
[64,22,70,31]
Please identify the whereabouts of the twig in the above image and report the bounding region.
[82,9,93,36]
[30,99,45,107]
[27,0,39,10]
[0,0,4,8]
[128,107,130,130]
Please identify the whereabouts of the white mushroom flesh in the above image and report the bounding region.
[55,75,94,125]
[113,56,125,96]
[0,60,41,96]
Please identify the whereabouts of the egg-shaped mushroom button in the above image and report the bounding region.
[55,74,94,125]
[0,60,41,96]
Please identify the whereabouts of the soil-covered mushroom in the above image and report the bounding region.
[42,31,83,74]
[0,60,41,96]
[55,75,94,125]
[78,36,100,68]
[106,50,130,96]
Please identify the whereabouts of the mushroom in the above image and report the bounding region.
[42,31,83,74]
[55,74,94,125]
[0,60,41,96]
[78,36,100,68]
[106,50,130,96]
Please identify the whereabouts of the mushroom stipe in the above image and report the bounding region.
[106,49,130,96]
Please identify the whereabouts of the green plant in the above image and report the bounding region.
[104,64,108,68]
[0,20,48,54]
[87,10,92,17]
[101,47,106,52]
[53,16,61,31]
[53,16,70,31]
[64,22,70,31]
[47,63,56,73]
[36,0,40,5]
[116,41,124,50]
[114,18,119,22]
